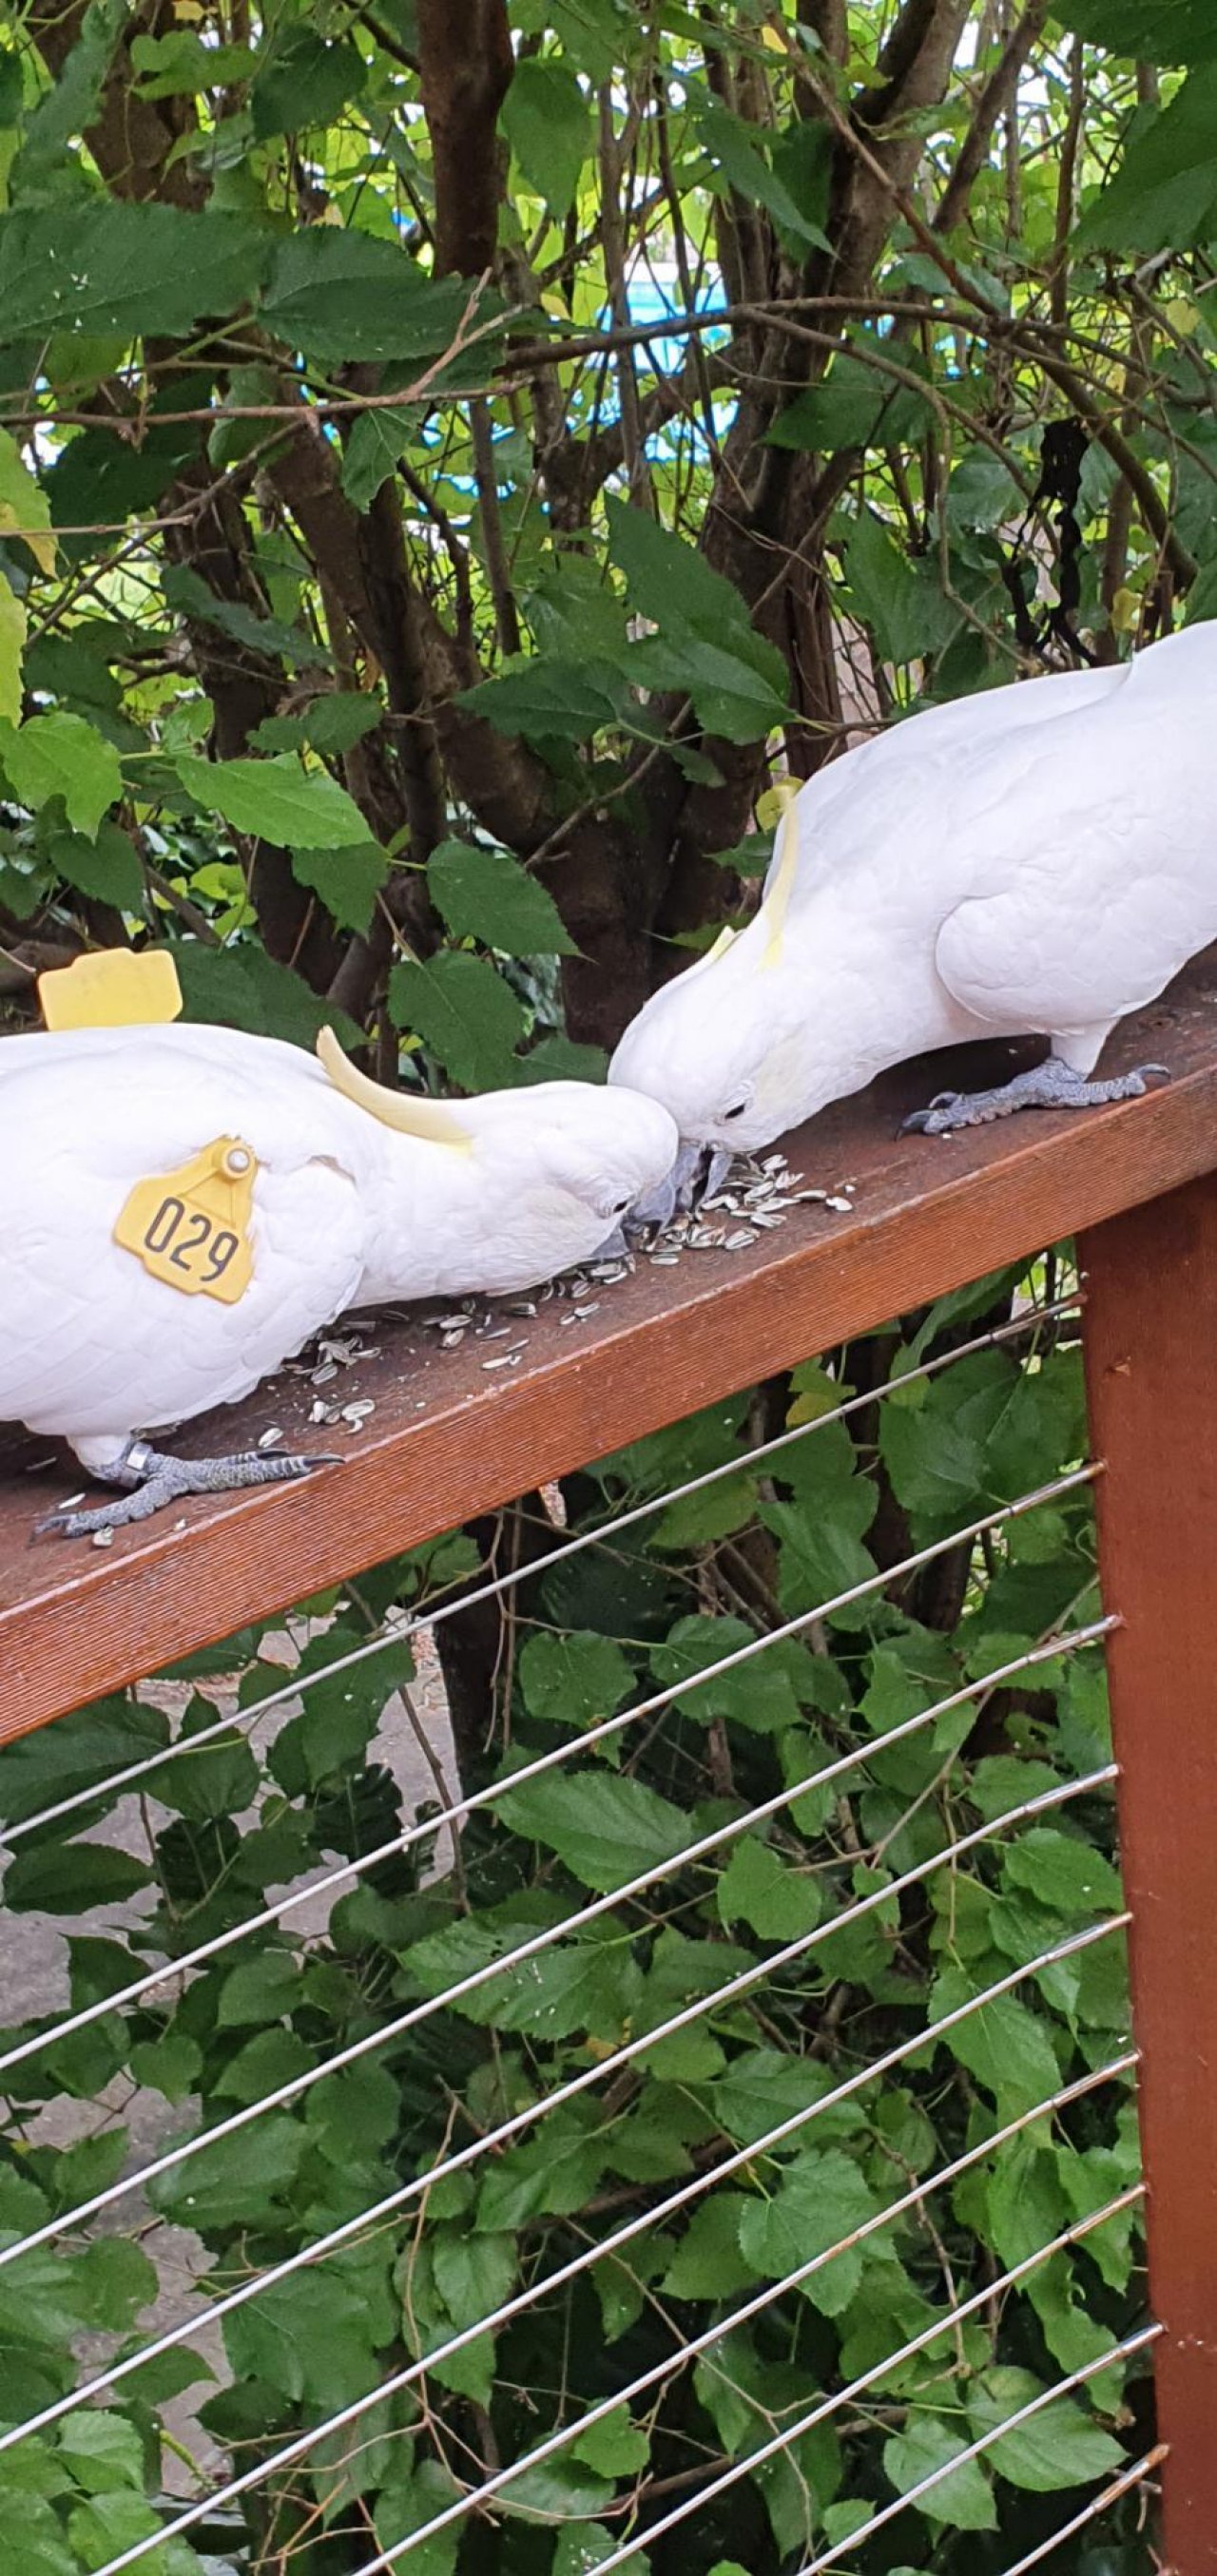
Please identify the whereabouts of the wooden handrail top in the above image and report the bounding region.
[4,953,1216,1741]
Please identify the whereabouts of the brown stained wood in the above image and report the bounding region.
[3,951,1217,1740]
[1082,1171,1217,2573]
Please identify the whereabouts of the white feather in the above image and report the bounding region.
[0,1022,677,1466]
[608,623,1217,1150]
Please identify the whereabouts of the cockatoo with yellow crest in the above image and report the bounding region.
[611,623,1216,1201]
[1,955,677,1537]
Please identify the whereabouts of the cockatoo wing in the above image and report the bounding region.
[928,649,1217,1053]
[0,1024,371,1450]
[764,657,1130,919]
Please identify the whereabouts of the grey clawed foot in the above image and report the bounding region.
[902,1056,1171,1138]
[35,1447,338,1541]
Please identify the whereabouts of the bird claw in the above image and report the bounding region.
[34,1448,338,1542]
[901,1054,1173,1139]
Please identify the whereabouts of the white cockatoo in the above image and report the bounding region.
[611,621,1216,1206]
[1,980,677,1537]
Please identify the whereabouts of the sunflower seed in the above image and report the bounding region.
[725,1227,758,1250]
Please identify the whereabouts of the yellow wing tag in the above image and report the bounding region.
[114,1138,257,1304]
[39,950,184,1032]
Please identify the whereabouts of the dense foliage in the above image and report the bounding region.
[0,1277,1149,2572]
[0,0,1211,1063]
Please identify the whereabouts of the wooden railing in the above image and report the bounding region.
[3,952,1217,2569]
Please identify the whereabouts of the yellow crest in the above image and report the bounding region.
[113,1137,257,1305]
[759,782,801,971]
[317,1026,473,1147]
[39,950,184,1032]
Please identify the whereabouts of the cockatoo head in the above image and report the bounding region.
[607,926,808,1219]
[608,798,811,1208]
[464,1081,681,1288]
[316,1029,681,1294]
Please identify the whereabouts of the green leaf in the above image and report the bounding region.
[460,652,626,744]
[163,559,318,668]
[251,28,365,137]
[0,712,121,836]
[496,1768,693,1893]
[661,2193,757,2300]
[291,838,388,932]
[260,229,479,364]
[432,2228,515,2331]
[56,2412,143,2495]
[0,2499,74,2576]
[296,694,382,757]
[216,1947,302,2028]
[882,2418,997,2530]
[127,2034,202,2104]
[1075,67,1217,250]
[694,94,830,250]
[500,57,592,216]
[17,0,126,175]
[1003,1829,1124,1917]
[717,1835,822,1940]
[1053,0,1217,66]
[147,2113,305,2230]
[766,350,933,453]
[4,1839,151,1913]
[965,2367,1127,2491]
[388,951,528,1089]
[847,509,961,665]
[172,938,363,1050]
[518,1631,635,1728]
[607,497,779,678]
[129,28,256,97]
[341,408,418,511]
[553,2526,650,2575]
[649,1616,804,1731]
[405,1918,628,2037]
[0,427,55,574]
[570,2409,650,2476]
[49,820,143,909]
[222,2269,379,2412]
[68,2485,202,2568]
[738,2148,879,2316]
[174,749,374,849]
[930,1969,1062,2108]
[0,202,269,345]
[428,837,576,955]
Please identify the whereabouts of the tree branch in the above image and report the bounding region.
[415,0,513,278]
[935,0,1051,235]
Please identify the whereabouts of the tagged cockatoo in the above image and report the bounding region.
[610,622,1216,1205]
[2,966,677,1537]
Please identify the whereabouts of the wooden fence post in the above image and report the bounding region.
[1081,1169,1217,2575]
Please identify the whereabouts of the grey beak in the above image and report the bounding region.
[702,1147,733,1202]
[627,1137,705,1236]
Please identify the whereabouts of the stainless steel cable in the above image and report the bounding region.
[994,2448,1166,2576]
[794,2326,1161,2576]
[355,2210,1155,2576]
[0,1916,1130,2457]
[0,1607,1112,2090]
[0,1752,1115,2273]
[95,2038,1136,2576]
[0,1297,1080,1849]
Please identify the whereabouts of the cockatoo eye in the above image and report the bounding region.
[723,1099,749,1121]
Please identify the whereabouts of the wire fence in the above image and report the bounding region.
[0,1276,1157,2575]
